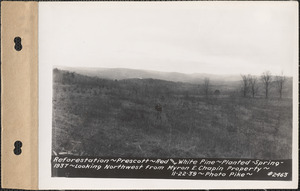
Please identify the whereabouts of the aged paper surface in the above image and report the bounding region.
[38,1,298,189]
[1,1,297,190]
[1,1,38,189]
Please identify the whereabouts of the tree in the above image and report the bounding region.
[203,78,210,97]
[241,74,250,97]
[275,73,286,99]
[261,71,272,99]
[214,89,220,96]
[249,75,259,98]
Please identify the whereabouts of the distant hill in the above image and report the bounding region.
[53,68,293,98]
[55,66,243,84]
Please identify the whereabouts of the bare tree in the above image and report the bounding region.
[275,73,286,99]
[261,71,272,99]
[241,74,250,97]
[203,77,210,97]
[249,75,259,98]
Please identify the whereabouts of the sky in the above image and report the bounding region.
[39,2,298,76]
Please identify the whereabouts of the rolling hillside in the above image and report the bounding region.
[52,68,293,159]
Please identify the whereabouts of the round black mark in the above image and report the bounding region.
[14,37,22,51]
[13,141,22,155]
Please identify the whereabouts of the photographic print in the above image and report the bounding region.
[52,67,292,160]
[37,1,298,189]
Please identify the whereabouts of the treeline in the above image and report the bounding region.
[54,68,203,99]
[240,71,289,99]
[200,71,291,99]
[54,68,291,99]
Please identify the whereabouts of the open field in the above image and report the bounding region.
[52,69,292,159]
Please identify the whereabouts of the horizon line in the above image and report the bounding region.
[54,66,293,77]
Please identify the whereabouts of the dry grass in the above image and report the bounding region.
[52,69,292,159]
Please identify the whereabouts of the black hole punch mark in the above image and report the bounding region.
[14,37,22,51]
[13,140,22,155]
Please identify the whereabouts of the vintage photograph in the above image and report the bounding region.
[52,66,292,159]
[50,2,296,162]
[39,2,297,186]
[49,3,296,162]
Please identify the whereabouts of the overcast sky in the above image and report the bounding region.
[39,2,298,76]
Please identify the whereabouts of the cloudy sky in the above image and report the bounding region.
[39,2,298,76]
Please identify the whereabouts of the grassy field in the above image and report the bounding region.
[52,69,292,159]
